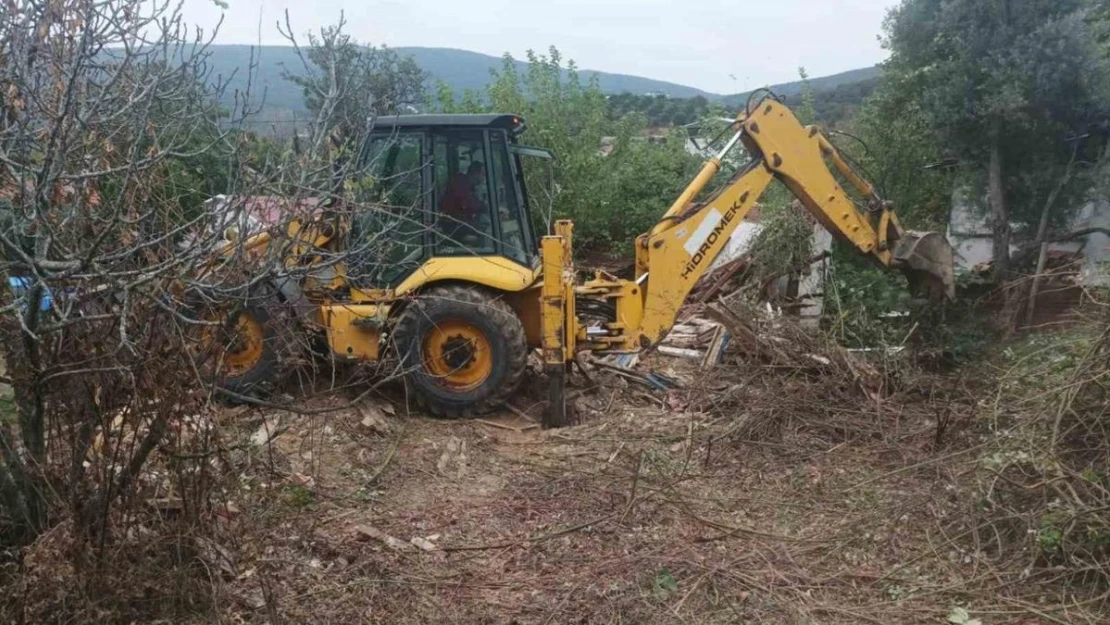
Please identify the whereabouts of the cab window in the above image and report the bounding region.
[348,132,427,287]
[432,130,497,255]
[488,130,531,265]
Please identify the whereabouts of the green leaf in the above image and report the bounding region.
[652,568,678,598]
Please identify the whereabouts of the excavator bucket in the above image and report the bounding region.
[893,232,956,302]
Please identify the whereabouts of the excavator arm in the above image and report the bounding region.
[539,96,955,425]
[624,97,955,346]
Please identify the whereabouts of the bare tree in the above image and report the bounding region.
[0,2,424,595]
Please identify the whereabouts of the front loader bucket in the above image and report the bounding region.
[893,231,956,302]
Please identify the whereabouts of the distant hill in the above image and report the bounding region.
[205,45,715,116]
[397,47,717,99]
[721,66,882,107]
[201,44,880,118]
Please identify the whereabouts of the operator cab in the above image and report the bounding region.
[347,114,545,288]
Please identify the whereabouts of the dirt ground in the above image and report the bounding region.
[190,353,1079,625]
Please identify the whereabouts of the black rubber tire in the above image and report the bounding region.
[392,285,528,418]
[213,306,279,398]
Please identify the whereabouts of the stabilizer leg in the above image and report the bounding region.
[545,366,566,428]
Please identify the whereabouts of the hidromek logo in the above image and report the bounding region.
[680,197,745,279]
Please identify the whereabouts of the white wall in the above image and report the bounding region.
[947,189,1110,284]
[709,219,832,325]
[1074,201,1110,286]
[709,221,764,272]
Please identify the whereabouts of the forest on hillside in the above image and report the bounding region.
[605,73,881,127]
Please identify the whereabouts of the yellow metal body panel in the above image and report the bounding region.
[508,285,544,348]
[555,221,577,358]
[540,233,568,365]
[388,256,539,297]
[320,303,386,361]
[652,157,723,236]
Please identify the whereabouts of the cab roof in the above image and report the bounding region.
[369,113,526,134]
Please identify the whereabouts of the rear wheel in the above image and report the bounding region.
[393,285,527,418]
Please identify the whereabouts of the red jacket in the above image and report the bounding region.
[440,173,483,220]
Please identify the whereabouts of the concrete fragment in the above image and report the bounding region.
[410,536,436,552]
[355,525,413,551]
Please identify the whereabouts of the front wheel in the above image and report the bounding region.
[392,285,527,418]
[206,306,278,397]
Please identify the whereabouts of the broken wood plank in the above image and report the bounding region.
[475,418,537,433]
[695,254,750,303]
[613,353,640,369]
[661,334,703,349]
[505,402,539,423]
[658,345,705,360]
[701,325,728,369]
[705,303,764,359]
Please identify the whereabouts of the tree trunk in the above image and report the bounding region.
[1025,141,1079,327]
[1034,141,1080,247]
[989,124,1010,280]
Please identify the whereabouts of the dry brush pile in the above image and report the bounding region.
[666,289,1110,623]
[971,296,1110,602]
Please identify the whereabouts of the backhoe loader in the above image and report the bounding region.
[210,94,955,425]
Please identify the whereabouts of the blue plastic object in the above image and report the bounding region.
[7,276,52,311]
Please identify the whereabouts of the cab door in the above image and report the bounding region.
[430,128,535,268]
[347,131,430,288]
[488,128,535,266]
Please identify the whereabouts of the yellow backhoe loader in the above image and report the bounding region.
[210,94,955,425]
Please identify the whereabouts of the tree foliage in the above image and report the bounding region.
[437,47,701,251]
[883,0,1110,275]
[282,17,426,138]
[606,93,712,127]
[848,82,950,230]
[604,78,878,130]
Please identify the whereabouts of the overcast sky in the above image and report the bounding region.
[181,0,897,94]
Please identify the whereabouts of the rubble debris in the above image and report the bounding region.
[591,360,654,385]
[693,254,750,303]
[355,525,413,552]
[647,371,682,390]
[589,359,682,391]
[654,313,732,369]
[250,414,286,447]
[612,353,640,369]
[410,536,437,552]
[590,289,890,403]
[357,402,392,436]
